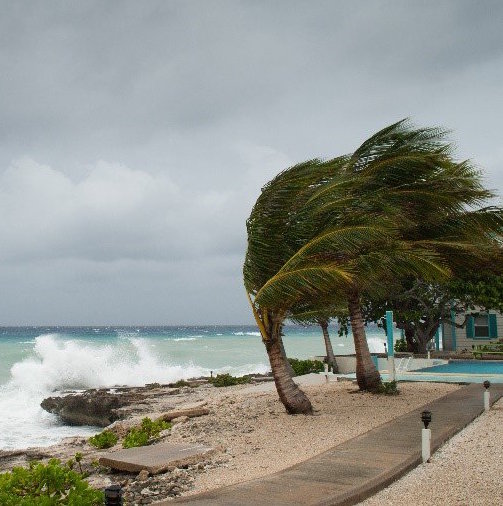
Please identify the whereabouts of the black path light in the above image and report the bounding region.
[421,410,432,429]
[483,380,491,412]
[421,410,432,462]
[104,485,123,506]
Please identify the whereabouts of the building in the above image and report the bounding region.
[442,310,501,352]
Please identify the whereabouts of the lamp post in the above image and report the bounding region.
[421,410,432,463]
[483,380,491,412]
[104,485,123,506]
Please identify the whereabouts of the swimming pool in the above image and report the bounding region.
[340,359,503,384]
[416,360,503,374]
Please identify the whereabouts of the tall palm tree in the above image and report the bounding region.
[244,157,349,413]
[247,120,502,401]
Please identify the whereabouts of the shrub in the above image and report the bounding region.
[287,358,324,376]
[88,429,118,449]
[375,380,400,395]
[168,379,197,388]
[208,373,251,387]
[0,459,104,505]
[123,417,172,449]
[394,338,408,353]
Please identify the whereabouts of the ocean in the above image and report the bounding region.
[0,325,386,450]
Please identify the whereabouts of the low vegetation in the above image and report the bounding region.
[287,358,324,376]
[88,429,118,449]
[208,373,251,387]
[394,338,408,353]
[123,417,172,449]
[169,379,191,387]
[375,380,400,396]
[0,459,104,505]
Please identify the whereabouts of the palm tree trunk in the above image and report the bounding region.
[278,333,296,377]
[320,320,338,373]
[348,290,381,391]
[264,314,313,414]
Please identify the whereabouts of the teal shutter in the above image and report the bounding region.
[466,316,475,339]
[489,314,498,338]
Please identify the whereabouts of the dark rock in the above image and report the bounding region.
[40,389,142,426]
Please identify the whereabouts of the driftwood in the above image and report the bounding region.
[157,407,210,422]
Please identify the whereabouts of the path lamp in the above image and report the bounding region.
[104,485,123,506]
[483,380,491,412]
[421,410,432,463]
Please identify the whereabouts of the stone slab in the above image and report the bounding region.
[99,443,213,474]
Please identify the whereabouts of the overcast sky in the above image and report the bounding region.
[0,1,502,325]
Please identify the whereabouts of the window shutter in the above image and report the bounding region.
[466,316,475,339]
[489,314,498,339]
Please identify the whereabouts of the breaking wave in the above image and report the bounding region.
[0,333,268,450]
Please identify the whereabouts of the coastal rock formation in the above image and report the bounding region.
[41,390,134,426]
[40,384,184,427]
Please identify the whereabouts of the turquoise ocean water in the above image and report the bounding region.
[0,326,386,450]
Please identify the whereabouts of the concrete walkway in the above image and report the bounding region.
[161,383,503,506]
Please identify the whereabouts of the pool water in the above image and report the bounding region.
[416,360,503,374]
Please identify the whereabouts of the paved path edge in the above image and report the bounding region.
[323,394,499,506]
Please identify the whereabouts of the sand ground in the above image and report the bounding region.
[163,377,459,495]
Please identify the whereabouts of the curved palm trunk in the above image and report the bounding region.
[264,314,313,414]
[348,290,381,392]
[320,320,338,373]
[279,333,296,378]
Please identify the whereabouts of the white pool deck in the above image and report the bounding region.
[335,369,503,384]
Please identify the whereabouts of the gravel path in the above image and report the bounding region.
[361,397,503,506]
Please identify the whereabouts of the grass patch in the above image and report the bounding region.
[287,358,324,376]
[375,380,400,395]
[123,417,172,449]
[168,379,198,388]
[208,373,251,387]
[88,429,118,449]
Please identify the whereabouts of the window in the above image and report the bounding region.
[474,315,489,338]
[466,313,498,339]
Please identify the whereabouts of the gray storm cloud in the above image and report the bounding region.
[0,0,502,324]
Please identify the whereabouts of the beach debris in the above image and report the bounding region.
[157,403,210,423]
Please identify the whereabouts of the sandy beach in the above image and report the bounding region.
[0,376,460,504]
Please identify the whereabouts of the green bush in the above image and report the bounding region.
[168,379,198,388]
[88,429,118,449]
[0,459,104,505]
[287,358,324,376]
[123,417,172,449]
[208,373,251,387]
[375,380,400,395]
[394,338,408,353]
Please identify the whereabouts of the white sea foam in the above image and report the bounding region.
[172,337,198,342]
[233,331,261,336]
[0,333,269,450]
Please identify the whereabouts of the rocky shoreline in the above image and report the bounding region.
[0,377,459,505]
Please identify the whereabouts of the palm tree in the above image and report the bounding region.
[289,299,347,372]
[248,120,502,398]
[244,157,349,413]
